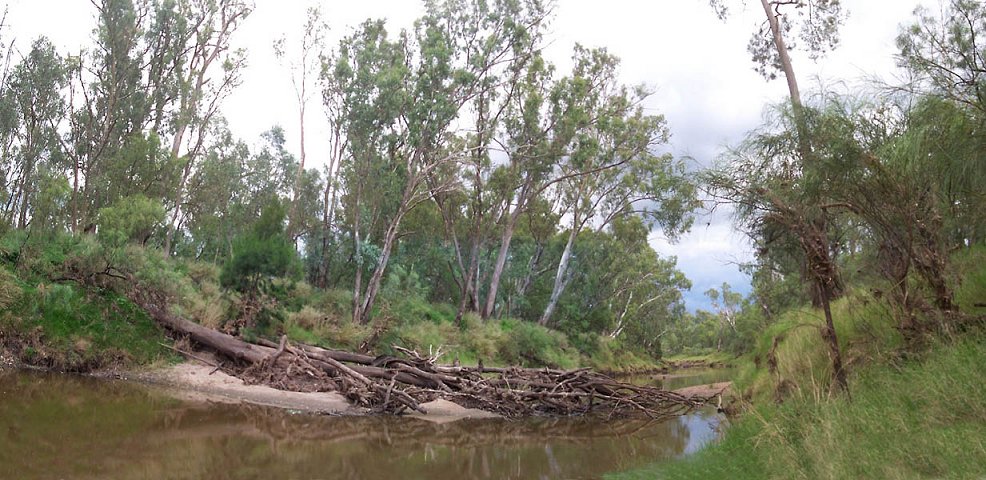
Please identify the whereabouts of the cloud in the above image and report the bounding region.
[650,205,753,312]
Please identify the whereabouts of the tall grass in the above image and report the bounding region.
[611,335,986,479]
[609,246,986,479]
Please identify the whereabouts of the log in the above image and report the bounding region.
[131,286,707,418]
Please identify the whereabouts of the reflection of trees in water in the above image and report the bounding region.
[1,371,707,480]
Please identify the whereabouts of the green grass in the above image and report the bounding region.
[729,288,904,404]
[1,262,174,370]
[610,246,986,479]
[609,334,986,480]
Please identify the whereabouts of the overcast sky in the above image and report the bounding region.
[3,0,933,311]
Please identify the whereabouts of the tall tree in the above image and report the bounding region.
[705,282,742,352]
[3,38,68,229]
[274,6,327,239]
[334,0,551,325]
[710,0,849,392]
[538,46,694,326]
[162,0,251,256]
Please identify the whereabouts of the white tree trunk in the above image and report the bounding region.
[539,227,577,326]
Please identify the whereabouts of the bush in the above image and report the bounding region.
[288,306,327,331]
[499,319,579,369]
[8,282,172,370]
[220,201,300,296]
[97,195,165,247]
[588,337,657,373]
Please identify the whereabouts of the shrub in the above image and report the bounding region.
[288,306,327,332]
[97,195,165,247]
[499,319,579,369]
[310,288,352,321]
[220,201,300,297]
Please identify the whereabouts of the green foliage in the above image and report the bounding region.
[498,319,580,369]
[953,244,986,315]
[97,195,166,247]
[587,337,658,373]
[3,279,172,370]
[220,201,300,296]
[613,335,986,479]
[0,266,22,309]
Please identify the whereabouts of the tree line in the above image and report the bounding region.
[0,0,696,358]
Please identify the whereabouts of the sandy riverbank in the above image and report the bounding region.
[672,381,731,399]
[131,360,501,422]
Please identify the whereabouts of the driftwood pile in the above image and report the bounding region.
[135,288,707,419]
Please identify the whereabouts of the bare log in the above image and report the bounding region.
[131,286,707,418]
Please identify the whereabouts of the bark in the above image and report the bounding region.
[358,210,404,324]
[539,227,577,326]
[799,220,849,393]
[482,213,518,319]
[819,285,848,393]
[515,242,544,299]
[287,95,307,240]
[760,0,849,393]
[759,0,809,151]
[352,226,364,324]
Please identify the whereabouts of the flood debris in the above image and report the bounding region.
[133,287,712,419]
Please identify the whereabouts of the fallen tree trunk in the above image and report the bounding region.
[132,286,709,418]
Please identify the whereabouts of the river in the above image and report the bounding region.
[0,368,729,479]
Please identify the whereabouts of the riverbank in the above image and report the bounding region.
[611,333,986,479]
[0,230,668,379]
[128,361,502,422]
[608,248,986,479]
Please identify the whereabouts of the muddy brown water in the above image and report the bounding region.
[0,369,728,480]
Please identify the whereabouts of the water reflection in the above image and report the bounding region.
[0,370,723,480]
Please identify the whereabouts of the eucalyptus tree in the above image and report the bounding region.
[558,216,689,355]
[311,36,351,289]
[59,0,250,244]
[478,51,560,320]
[705,282,743,352]
[66,0,149,231]
[274,6,327,239]
[333,0,552,325]
[538,46,695,327]
[438,0,550,322]
[0,9,18,229]
[180,123,251,261]
[2,38,69,230]
[162,0,251,256]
